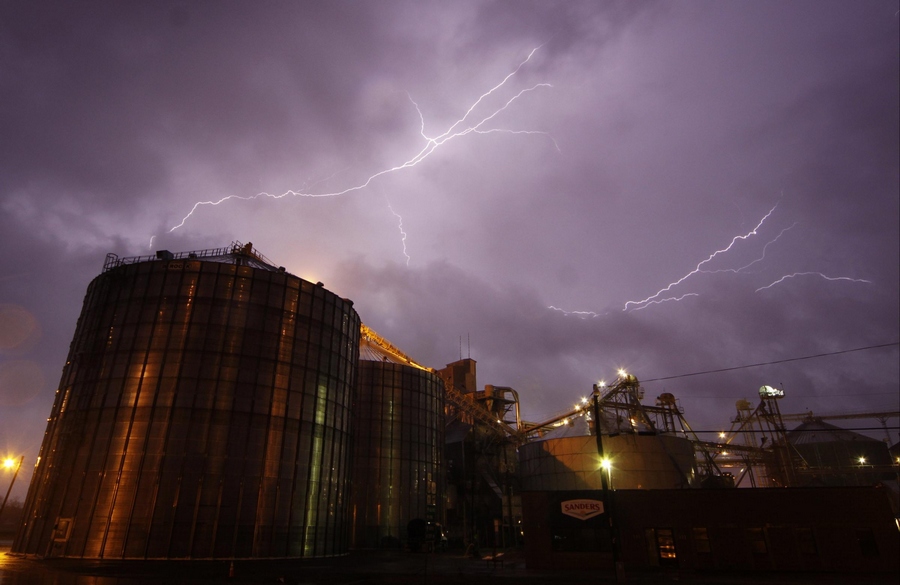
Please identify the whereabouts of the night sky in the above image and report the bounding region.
[1,1,898,500]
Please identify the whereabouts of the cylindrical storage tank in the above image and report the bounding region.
[520,424,696,491]
[350,338,444,549]
[14,248,360,559]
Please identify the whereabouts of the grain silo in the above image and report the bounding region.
[13,242,360,559]
[349,328,444,549]
[519,416,696,491]
[783,419,894,487]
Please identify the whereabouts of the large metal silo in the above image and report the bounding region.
[350,334,444,549]
[519,417,696,491]
[13,243,360,559]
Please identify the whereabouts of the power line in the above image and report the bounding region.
[642,342,899,384]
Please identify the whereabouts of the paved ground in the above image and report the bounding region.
[1,544,897,585]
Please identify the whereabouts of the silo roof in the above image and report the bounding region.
[787,419,882,446]
[359,336,408,364]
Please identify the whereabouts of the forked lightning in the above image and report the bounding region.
[157,47,555,246]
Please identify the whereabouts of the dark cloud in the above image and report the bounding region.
[333,256,897,429]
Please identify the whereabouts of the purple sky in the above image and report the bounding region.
[1,1,898,500]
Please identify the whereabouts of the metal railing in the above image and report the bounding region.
[103,241,276,272]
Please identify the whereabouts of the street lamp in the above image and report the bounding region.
[600,457,612,486]
[0,455,24,520]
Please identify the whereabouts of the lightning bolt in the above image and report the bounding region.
[755,273,872,292]
[548,306,604,318]
[160,47,554,238]
[629,293,700,311]
[386,199,410,266]
[623,204,778,311]
[699,223,798,275]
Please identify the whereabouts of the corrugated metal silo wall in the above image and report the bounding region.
[13,258,360,559]
[350,362,444,548]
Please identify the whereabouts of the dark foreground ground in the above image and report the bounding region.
[1,542,897,585]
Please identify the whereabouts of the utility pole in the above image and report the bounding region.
[0,455,25,520]
[592,383,624,583]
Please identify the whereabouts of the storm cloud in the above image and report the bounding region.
[1,1,897,500]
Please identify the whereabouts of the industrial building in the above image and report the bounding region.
[516,383,898,573]
[440,359,524,549]
[10,243,900,574]
[522,486,899,573]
